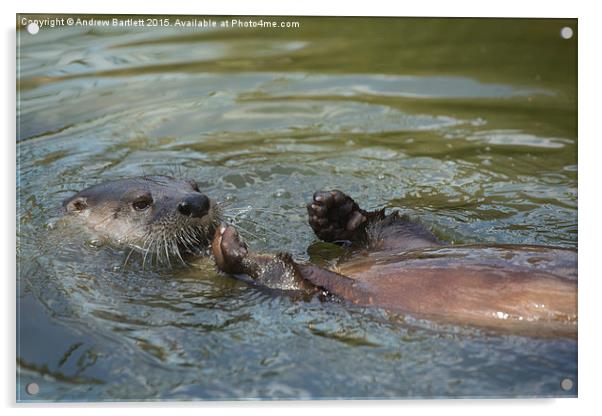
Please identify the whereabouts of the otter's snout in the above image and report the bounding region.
[178,194,210,218]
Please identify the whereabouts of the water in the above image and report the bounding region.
[16,16,577,401]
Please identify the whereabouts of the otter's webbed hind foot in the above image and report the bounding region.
[212,225,320,294]
[307,189,443,251]
[212,225,249,275]
[212,224,368,302]
[307,190,384,244]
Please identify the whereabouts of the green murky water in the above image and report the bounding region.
[17,16,577,401]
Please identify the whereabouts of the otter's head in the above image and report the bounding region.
[63,176,220,261]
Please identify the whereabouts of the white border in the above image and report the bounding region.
[6,0,583,17]
[3,1,602,415]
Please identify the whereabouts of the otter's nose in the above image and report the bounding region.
[177,194,210,218]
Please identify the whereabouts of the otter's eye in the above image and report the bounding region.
[132,195,153,211]
[189,180,200,192]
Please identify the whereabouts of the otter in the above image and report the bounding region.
[62,179,576,336]
[212,189,577,337]
[63,176,220,264]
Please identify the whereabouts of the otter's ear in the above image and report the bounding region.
[64,196,88,213]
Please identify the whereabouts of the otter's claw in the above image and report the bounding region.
[307,190,367,242]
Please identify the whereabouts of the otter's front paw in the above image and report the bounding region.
[307,190,367,242]
[212,225,248,274]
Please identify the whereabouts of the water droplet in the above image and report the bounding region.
[274,189,290,198]
[86,239,103,249]
[495,311,509,320]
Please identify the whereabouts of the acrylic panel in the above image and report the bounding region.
[16,14,577,402]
